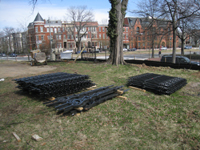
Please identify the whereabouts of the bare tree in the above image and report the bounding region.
[66,6,94,51]
[132,0,170,58]
[3,27,15,55]
[131,0,200,63]
[0,31,8,53]
[159,0,200,63]
[107,0,128,65]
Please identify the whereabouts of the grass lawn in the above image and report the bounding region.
[0,61,200,149]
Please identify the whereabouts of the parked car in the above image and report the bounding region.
[184,46,192,49]
[10,53,17,57]
[161,55,200,66]
[123,48,128,52]
[94,49,100,53]
[63,50,73,53]
[0,53,6,57]
[161,47,167,50]
[128,48,137,51]
[76,50,87,54]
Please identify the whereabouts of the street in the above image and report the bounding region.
[1,50,200,61]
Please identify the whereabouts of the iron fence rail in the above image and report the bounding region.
[44,85,129,115]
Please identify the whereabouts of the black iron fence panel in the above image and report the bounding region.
[127,73,187,95]
[14,72,95,98]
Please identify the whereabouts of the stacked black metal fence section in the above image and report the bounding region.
[14,72,95,98]
[127,73,187,95]
[44,85,128,115]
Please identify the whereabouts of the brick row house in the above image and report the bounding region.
[124,17,179,49]
[27,13,180,54]
[27,13,107,54]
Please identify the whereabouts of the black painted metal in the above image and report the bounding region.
[127,73,187,95]
[44,85,129,115]
[14,72,95,98]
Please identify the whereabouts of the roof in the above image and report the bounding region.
[34,13,44,22]
[126,17,170,29]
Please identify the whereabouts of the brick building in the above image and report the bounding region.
[27,13,108,53]
[27,13,180,54]
[125,17,179,49]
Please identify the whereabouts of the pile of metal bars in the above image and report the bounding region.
[44,85,128,115]
[127,73,187,95]
[14,72,95,98]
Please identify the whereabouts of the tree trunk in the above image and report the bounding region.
[151,38,155,58]
[111,0,124,65]
[108,0,128,66]
[181,38,184,55]
[172,18,176,63]
[78,39,81,50]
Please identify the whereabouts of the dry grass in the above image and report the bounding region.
[0,61,200,149]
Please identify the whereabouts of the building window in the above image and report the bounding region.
[47,28,49,32]
[71,35,73,39]
[41,35,44,41]
[126,27,128,32]
[91,27,96,32]
[58,28,61,32]
[123,34,125,39]
[35,27,38,33]
[59,35,61,40]
[88,34,90,38]
[50,28,53,32]
[143,37,145,41]
[126,33,128,39]
[102,27,104,32]
[103,34,105,39]
[62,27,65,32]
[99,34,101,39]
[138,42,140,47]
[136,27,140,34]
[138,37,141,41]
[99,27,101,32]
[40,27,43,32]
[57,43,62,48]
[64,35,66,39]
[54,28,57,33]
[92,34,97,38]
[68,35,70,39]
[36,35,39,41]
[143,43,145,46]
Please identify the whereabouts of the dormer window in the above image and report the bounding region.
[136,27,140,34]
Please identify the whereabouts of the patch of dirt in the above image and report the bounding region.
[0,61,57,78]
[181,82,200,97]
[192,71,200,78]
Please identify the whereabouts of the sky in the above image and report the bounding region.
[0,0,139,32]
